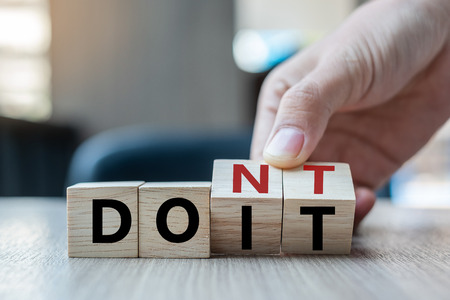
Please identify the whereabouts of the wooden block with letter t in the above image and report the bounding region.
[67,181,144,257]
[139,182,211,258]
[211,159,282,255]
[282,162,355,254]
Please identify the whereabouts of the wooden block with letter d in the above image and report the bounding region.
[139,182,211,258]
[211,159,282,255]
[67,181,144,257]
[282,162,355,254]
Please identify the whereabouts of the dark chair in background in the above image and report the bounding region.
[66,126,253,186]
[66,125,390,197]
[0,117,78,196]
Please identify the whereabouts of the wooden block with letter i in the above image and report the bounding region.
[139,182,211,258]
[67,181,144,257]
[282,162,355,254]
[211,159,282,255]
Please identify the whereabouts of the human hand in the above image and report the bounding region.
[250,0,450,227]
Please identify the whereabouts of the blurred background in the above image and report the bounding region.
[0,0,448,205]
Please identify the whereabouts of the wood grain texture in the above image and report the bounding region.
[1,198,450,300]
[67,181,144,257]
[282,163,355,254]
[211,160,282,254]
[139,182,211,258]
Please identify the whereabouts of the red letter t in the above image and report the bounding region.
[303,165,335,194]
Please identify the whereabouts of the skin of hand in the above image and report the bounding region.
[250,0,450,228]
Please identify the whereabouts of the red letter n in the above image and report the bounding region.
[303,165,335,194]
[233,164,269,193]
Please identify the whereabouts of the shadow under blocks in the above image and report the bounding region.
[67,160,356,258]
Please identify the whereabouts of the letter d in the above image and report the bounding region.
[92,199,132,243]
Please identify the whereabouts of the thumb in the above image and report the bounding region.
[263,58,357,168]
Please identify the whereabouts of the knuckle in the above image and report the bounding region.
[283,79,321,104]
[335,45,367,84]
[262,70,292,99]
[261,98,279,116]
[281,79,334,118]
[327,43,373,102]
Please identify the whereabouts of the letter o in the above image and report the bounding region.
[156,198,199,243]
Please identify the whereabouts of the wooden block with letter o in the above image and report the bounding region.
[211,159,283,255]
[282,163,355,254]
[67,181,144,257]
[139,182,211,258]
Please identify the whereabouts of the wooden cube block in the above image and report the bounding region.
[139,182,211,258]
[282,162,355,254]
[67,181,144,257]
[211,159,282,255]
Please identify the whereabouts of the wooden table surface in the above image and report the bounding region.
[0,197,449,300]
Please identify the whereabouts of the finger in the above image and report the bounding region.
[354,186,376,230]
[262,54,359,168]
[250,51,319,160]
[262,0,448,169]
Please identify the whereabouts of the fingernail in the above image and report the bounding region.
[264,128,304,158]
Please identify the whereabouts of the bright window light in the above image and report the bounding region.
[0,0,51,121]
